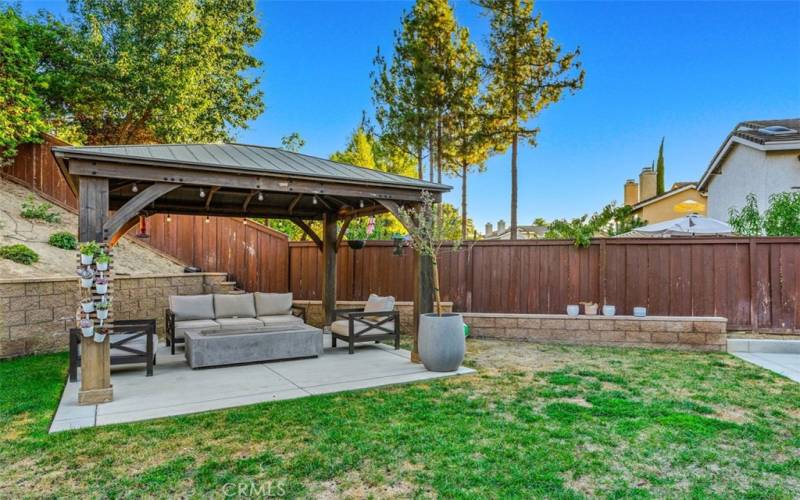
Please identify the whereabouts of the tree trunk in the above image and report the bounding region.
[429,133,435,183]
[510,132,518,240]
[417,146,423,180]
[461,161,468,240]
[432,256,442,315]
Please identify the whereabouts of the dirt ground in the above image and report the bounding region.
[0,179,184,277]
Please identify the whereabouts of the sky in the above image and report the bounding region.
[21,1,800,229]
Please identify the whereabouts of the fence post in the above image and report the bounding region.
[749,238,759,333]
[599,239,608,306]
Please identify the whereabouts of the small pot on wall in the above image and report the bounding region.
[418,313,465,372]
[602,305,616,316]
[582,302,598,315]
[97,308,109,320]
[80,253,94,265]
[566,305,580,317]
[81,299,95,313]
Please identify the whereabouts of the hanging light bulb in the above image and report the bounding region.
[257,192,264,202]
[243,218,248,225]
[359,200,364,208]
[199,188,206,198]
[166,214,172,223]
[312,196,318,205]
[205,215,210,224]
[131,183,139,193]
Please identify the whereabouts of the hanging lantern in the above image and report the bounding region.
[136,215,149,239]
[392,233,405,256]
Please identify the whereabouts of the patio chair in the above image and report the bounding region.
[330,294,400,354]
[69,319,157,382]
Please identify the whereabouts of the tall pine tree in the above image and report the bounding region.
[479,0,584,239]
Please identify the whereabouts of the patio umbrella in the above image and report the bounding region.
[617,214,733,237]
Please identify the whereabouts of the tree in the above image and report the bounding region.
[729,192,800,236]
[38,0,264,145]
[728,193,762,236]
[656,137,665,195]
[0,7,48,162]
[280,132,305,152]
[545,202,645,247]
[479,0,584,239]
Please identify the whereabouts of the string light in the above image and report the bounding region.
[199,188,206,198]
[166,214,172,223]
[312,196,317,205]
[359,200,364,208]
[131,183,139,193]
[205,215,210,224]
[243,218,248,225]
[257,192,264,202]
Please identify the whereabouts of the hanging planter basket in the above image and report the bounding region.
[347,240,366,250]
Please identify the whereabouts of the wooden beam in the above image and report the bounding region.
[288,193,302,214]
[204,186,220,210]
[322,212,338,326]
[108,217,140,248]
[336,216,353,250]
[242,190,259,212]
[102,182,181,240]
[289,218,322,250]
[68,159,438,202]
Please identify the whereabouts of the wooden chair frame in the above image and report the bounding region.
[69,319,156,382]
[331,308,400,354]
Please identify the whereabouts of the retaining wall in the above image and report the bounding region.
[293,300,453,335]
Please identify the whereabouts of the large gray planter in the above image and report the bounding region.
[418,313,465,372]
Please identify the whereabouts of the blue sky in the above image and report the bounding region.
[23,1,800,228]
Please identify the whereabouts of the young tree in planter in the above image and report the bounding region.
[478,0,585,239]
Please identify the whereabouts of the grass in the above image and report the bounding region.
[1,340,799,498]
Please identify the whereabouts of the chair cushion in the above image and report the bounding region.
[255,292,293,316]
[214,293,257,319]
[215,317,264,329]
[175,319,221,340]
[330,319,395,337]
[170,294,214,321]
[258,314,304,326]
[364,294,395,320]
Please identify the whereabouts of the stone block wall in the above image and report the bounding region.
[463,313,727,352]
[0,273,230,358]
[293,300,453,335]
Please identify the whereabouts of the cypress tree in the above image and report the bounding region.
[656,137,665,194]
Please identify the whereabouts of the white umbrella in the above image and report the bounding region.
[617,214,733,237]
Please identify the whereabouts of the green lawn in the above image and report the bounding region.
[1,340,799,498]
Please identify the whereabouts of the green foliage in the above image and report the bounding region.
[0,243,39,265]
[95,252,111,264]
[729,192,800,236]
[478,0,585,237]
[0,7,48,159]
[20,195,61,223]
[546,203,646,247]
[330,121,417,178]
[280,132,306,152]
[47,231,77,250]
[656,137,666,195]
[37,0,264,144]
[79,240,101,257]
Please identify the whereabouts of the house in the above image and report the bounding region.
[623,167,707,224]
[484,220,547,240]
[698,119,800,220]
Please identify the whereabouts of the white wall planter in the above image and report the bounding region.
[80,278,93,288]
[81,326,94,337]
[95,283,108,294]
[96,309,109,320]
[93,331,107,343]
[80,254,94,265]
[81,301,95,313]
[96,262,109,271]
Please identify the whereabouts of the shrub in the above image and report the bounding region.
[0,244,39,265]
[20,195,61,223]
[48,231,77,250]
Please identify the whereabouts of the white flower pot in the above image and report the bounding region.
[96,284,108,294]
[602,305,616,316]
[97,309,109,320]
[633,307,647,317]
[80,278,93,288]
[96,262,108,271]
[80,254,94,265]
[81,302,95,313]
[81,326,94,337]
[566,305,580,317]
[93,332,107,343]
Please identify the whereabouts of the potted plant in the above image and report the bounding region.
[94,326,110,343]
[602,304,616,316]
[398,191,464,372]
[566,305,579,316]
[95,277,109,294]
[79,318,94,337]
[582,302,598,315]
[80,298,95,313]
[96,300,110,320]
[345,224,367,250]
[79,241,100,265]
[95,252,110,271]
[78,268,94,288]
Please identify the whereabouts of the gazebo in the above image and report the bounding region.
[52,143,450,405]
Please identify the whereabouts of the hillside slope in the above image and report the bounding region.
[0,179,184,277]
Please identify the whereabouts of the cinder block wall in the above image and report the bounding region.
[0,273,231,358]
[293,300,453,335]
[462,313,727,352]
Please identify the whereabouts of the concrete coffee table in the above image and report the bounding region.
[184,324,323,368]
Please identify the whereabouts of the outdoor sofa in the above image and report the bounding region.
[331,294,400,354]
[166,292,306,354]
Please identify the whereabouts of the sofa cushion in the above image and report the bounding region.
[255,292,293,316]
[170,294,214,321]
[215,317,264,330]
[258,314,303,326]
[331,319,395,337]
[214,293,257,319]
[175,319,220,340]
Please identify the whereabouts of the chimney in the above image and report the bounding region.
[624,179,639,206]
[485,222,493,236]
[639,167,657,201]
[497,219,506,233]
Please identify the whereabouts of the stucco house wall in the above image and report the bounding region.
[707,145,800,221]
[634,188,707,224]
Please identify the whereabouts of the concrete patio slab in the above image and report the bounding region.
[51,334,475,432]
[731,352,800,383]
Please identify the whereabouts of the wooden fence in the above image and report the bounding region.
[2,134,77,211]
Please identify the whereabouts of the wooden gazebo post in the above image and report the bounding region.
[77,176,113,405]
[321,212,338,326]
